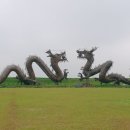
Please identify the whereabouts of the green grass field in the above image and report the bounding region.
[1,77,130,88]
[0,88,130,130]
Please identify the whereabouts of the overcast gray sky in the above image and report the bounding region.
[0,0,130,78]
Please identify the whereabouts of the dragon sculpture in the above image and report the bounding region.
[77,47,130,85]
[0,50,67,85]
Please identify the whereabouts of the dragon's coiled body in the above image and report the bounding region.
[0,50,67,85]
[77,47,130,85]
[26,56,64,82]
[0,65,36,85]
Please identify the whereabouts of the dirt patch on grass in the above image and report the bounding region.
[2,92,20,130]
[111,118,130,130]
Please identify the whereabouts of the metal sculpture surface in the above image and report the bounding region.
[0,65,37,85]
[0,50,67,85]
[77,47,130,85]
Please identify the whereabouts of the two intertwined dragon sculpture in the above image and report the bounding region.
[0,50,67,85]
[77,47,130,85]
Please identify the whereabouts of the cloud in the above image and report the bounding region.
[0,0,130,77]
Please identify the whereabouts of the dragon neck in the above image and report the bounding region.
[51,60,63,79]
[83,58,94,75]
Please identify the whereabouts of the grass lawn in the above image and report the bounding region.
[1,77,130,88]
[0,88,130,130]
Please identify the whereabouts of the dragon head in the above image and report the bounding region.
[76,47,97,61]
[46,50,67,63]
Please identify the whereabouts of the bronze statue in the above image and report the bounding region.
[77,47,130,85]
[0,50,67,85]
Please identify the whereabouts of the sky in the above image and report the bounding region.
[0,0,130,78]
